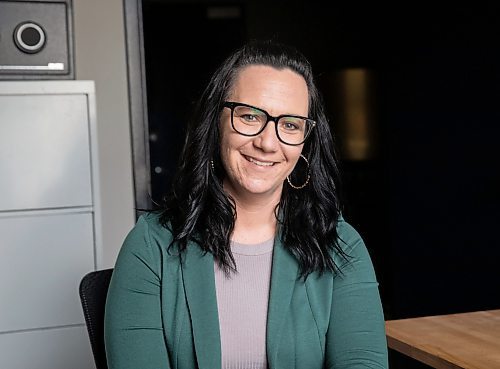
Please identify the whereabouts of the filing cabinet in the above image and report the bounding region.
[0,81,100,369]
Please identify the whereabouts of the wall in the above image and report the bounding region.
[73,0,135,268]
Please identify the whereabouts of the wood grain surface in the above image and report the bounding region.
[386,309,500,369]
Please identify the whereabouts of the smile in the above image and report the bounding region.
[244,155,275,167]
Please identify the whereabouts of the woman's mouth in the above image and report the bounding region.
[244,155,275,167]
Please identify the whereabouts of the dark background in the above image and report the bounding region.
[142,2,500,368]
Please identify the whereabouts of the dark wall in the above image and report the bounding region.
[378,4,500,318]
[143,2,246,201]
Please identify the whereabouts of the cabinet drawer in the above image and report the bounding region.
[0,94,93,211]
[0,212,95,332]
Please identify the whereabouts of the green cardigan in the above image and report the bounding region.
[104,213,388,369]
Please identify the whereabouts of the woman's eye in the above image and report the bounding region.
[242,114,257,121]
[283,121,299,130]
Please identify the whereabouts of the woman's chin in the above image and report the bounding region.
[238,180,283,198]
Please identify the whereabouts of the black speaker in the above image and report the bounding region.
[0,0,74,79]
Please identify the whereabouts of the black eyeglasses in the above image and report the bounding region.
[223,101,316,146]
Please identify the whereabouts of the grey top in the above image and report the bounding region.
[214,238,274,369]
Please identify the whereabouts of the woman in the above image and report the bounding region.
[105,40,388,369]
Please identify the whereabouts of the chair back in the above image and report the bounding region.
[79,268,113,369]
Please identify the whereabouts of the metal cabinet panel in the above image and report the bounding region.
[0,326,95,369]
[0,94,93,211]
[0,211,95,332]
[0,81,100,369]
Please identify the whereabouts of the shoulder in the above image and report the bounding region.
[336,216,364,254]
[119,211,174,255]
[139,211,174,240]
[333,216,375,277]
[112,211,177,278]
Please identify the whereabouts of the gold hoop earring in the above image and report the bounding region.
[287,154,310,189]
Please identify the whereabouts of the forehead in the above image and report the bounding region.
[228,65,309,116]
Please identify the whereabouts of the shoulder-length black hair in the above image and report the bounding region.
[160,40,346,278]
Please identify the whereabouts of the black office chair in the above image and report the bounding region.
[79,268,113,369]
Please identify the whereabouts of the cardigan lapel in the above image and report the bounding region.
[181,241,221,369]
[266,235,300,369]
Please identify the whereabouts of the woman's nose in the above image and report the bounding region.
[254,120,279,152]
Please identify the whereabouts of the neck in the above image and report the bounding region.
[223,180,281,244]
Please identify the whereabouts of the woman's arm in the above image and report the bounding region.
[324,221,388,369]
[104,216,171,369]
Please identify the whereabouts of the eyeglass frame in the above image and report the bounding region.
[222,101,316,146]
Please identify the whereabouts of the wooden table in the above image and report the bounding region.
[386,309,500,369]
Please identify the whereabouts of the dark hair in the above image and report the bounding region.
[160,40,347,278]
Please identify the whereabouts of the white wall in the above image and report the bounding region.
[73,0,135,268]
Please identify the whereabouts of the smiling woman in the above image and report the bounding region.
[104,40,388,369]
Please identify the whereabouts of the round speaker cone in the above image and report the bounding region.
[14,22,46,54]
